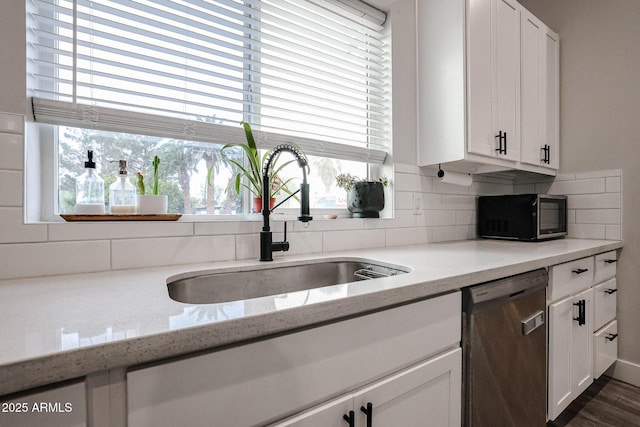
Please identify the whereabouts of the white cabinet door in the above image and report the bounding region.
[542,27,559,169]
[548,288,594,421]
[272,348,462,427]
[468,0,520,162]
[594,320,618,379]
[494,0,521,162]
[520,10,543,166]
[521,12,559,170]
[354,348,462,427]
[467,0,493,159]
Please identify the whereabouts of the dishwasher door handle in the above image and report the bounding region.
[522,310,545,335]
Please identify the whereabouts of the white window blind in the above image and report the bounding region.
[28,0,389,163]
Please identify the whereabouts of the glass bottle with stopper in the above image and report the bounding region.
[75,150,105,214]
[109,160,137,214]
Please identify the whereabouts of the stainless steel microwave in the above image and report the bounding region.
[478,194,568,241]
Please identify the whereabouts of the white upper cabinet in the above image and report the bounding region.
[521,10,560,170]
[417,0,559,175]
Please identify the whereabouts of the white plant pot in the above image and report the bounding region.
[136,195,168,214]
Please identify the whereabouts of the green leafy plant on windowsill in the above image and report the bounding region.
[136,155,162,195]
[215,122,307,202]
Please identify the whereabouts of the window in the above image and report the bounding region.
[27,0,390,217]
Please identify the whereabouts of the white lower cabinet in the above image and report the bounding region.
[548,287,594,421]
[127,293,461,427]
[0,380,86,427]
[593,320,618,379]
[272,348,461,427]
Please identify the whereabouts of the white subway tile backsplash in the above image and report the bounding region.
[290,218,363,232]
[322,229,385,252]
[547,178,606,195]
[0,241,110,279]
[0,113,23,134]
[0,141,623,279]
[574,169,620,179]
[394,172,424,193]
[442,195,476,210]
[275,230,323,258]
[606,225,621,240]
[422,193,443,210]
[568,224,606,240]
[364,211,416,229]
[432,225,470,243]
[568,193,621,210]
[425,210,457,227]
[385,226,430,247]
[0,207,46,243]
[395,191,413,210]
[0,133,23,170]
[111,235,236,270]
[575,209,621,225]
[49,221,194,241]
[455,210,475,225]
[235,234,259,260]
[606,177,621,193]
[194,220,261,236]
[433,179,470,195]
[0,170,22,206]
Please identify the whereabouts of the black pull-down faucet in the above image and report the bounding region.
[260,144,313,261]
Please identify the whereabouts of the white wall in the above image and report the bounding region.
[519,0,640,384]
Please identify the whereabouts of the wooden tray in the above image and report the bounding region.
[60,214,182,222]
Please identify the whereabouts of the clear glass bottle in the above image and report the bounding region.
[75,150,105,214]
[109,160,137,214]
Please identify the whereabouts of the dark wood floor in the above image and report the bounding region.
[548,376,640,427]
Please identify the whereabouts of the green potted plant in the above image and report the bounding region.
[221,122,303,213]
[136,155,168,214]
[335,173,388,218]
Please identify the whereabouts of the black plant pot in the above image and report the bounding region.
[347,182,385,218]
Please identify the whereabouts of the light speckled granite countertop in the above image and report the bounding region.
[0,239,622,395]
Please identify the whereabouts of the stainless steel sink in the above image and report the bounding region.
[167,259,409,304]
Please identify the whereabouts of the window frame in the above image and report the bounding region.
[26,0,391,221]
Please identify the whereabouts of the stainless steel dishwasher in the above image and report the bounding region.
[462,268,548,426]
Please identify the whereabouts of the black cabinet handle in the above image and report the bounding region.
[495,131,507,154]
[361,402,373,427]
[573,299,586,326]
[541,144,550,164]
[572,268,589,275]
[604,259,618,264]
[606,333,619,342]
[605,288,618,295]
[343,411,355,427]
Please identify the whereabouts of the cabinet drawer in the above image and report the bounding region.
[593,278,617,331]
[594,320,618,379]
[128,293,461,427]
[594,251,617,284]
[549,256,594,301]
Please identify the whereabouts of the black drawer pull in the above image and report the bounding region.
[606,333,618,342]
[343,411,355,427]
[605,288,618,295]
[604,259,618,264]
[360,402,373,427]
[572,268,589,275]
